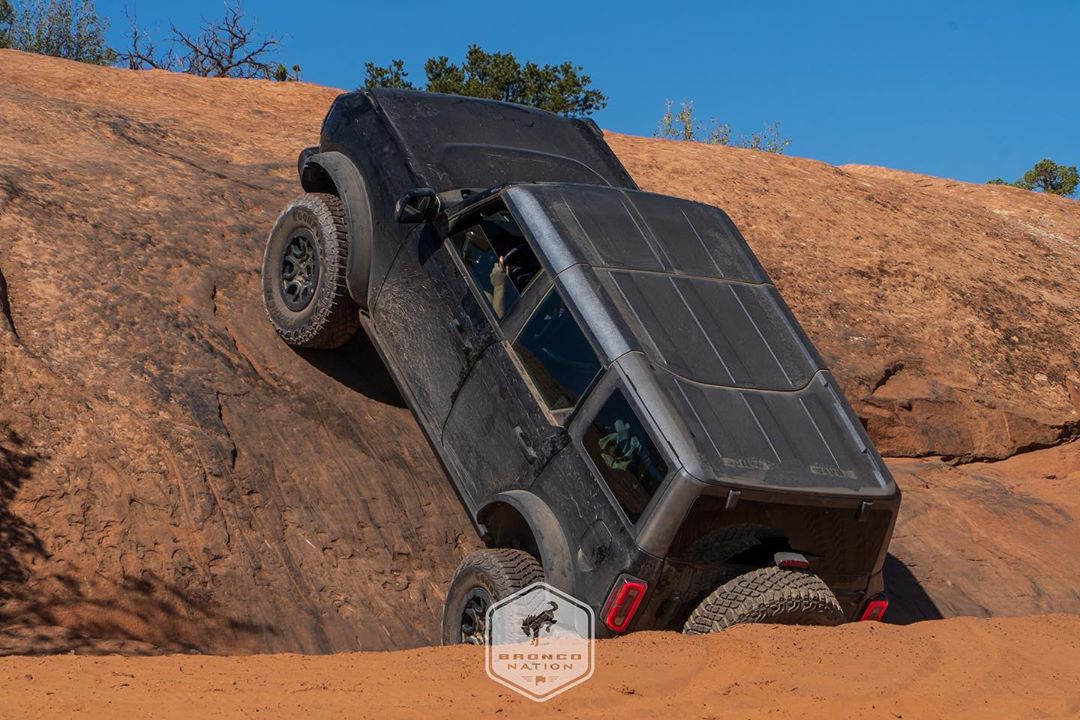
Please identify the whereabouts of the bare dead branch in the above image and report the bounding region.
[121,1,289,80]
[117,9,176,71]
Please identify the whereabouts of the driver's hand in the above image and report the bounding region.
[490,257,506,283]
[490,259,507,316]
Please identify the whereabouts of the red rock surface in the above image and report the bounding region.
[1,50,1077,654]
[4,616,1080,719]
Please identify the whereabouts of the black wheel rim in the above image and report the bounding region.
[280,228,320,311]
[458,588,492,645]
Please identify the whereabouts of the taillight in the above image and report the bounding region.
[602,574,648,633]
[859,596,889,622]
[774,552,810,570]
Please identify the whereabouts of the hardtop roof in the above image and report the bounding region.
[503,183,895,497]
[504,183,822,392]
[364,89,638,192]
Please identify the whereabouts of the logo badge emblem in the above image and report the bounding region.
[485,582,595,701]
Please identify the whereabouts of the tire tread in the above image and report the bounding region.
[441,549,545,645]
[458,548,545,597]
[683,566,844,634]
[262,192,360,349]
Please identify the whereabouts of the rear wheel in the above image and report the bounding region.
[441,549,544,645]
[683,566,844,634]
[262,193,359,349]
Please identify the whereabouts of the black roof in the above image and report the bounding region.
[504,183,896,497]
[364,89,637,192]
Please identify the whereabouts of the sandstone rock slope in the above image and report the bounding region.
[0,51,477,653]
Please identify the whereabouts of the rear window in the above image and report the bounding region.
[583,389,669,523]
[513,289,601,411]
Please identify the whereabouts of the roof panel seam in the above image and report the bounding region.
[728,284,794,385]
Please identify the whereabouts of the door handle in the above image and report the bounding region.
[513,425,539,464]
[449,317,479,364]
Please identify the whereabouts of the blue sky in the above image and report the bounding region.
[96,0,1078,185]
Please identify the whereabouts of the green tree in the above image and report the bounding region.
[3,0,114,64]
[987,159,1078,197]
[364,45,608,117]
[1015,158,1078,196]
[363,58,413,89]
[271,63,301,82]
[0,0,15,48]
[655,99,790,154]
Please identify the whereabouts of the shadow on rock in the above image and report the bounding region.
[0,428,45,597]
[0,571,276,656]
[883,553,944,624]
[1,428,273,655]
[295,328,405,408]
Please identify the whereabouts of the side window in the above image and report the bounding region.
[450,201,542,319]
[583,389,669,523]
[513,289,601,412]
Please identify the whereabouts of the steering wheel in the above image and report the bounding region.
[540,347,597,371]
[502,245,538,289]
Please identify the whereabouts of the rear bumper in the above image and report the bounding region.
[619,561,883,633]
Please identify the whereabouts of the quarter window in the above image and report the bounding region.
[450,201,542,319]
[513,289,601,411]
[584,389,669,523]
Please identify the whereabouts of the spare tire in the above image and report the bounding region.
[262,193,359,349]
[683,566,844,634]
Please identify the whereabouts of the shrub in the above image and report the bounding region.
[655,99,790,154]
[1,0,114,65]
[0,1,14,48]
[364,46,607,118]
[987,159,1078,197]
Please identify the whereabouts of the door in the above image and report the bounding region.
[371,223,497,433]
[444,283,605,511]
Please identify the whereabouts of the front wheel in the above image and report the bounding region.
[441,549,544,645]
[683,566,845,634]
[261,193,360,349]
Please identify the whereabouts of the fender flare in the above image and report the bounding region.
[300,151,374,308]
[478,490,575,595]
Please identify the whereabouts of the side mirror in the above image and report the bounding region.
[395,187,441,224]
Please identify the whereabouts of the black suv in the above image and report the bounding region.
[261,89,900,642]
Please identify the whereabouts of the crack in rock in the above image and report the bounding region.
[0,268,19,342]
[872,360,905,393]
